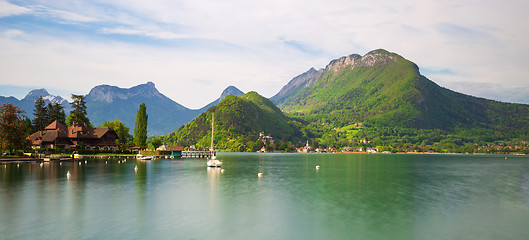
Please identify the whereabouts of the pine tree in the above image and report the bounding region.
[68,94,90,126]
[32,96,48,131]
[23,117,33,135]
[47,102,66,125]
[133,103,148,148]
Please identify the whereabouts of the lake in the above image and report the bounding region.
[1,153,528,239]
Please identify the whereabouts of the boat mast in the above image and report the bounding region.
[211,113,214,152]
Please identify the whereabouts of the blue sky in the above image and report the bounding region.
[1,0,528,108]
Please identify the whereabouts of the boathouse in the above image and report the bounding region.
[170,146,184,158]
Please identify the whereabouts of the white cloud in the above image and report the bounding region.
[1,0,529,107]
[100,27,191,40]
[0,0,31,17]
[42,7,98,23]
[2,29,24,38]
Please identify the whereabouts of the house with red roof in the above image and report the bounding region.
[27,120,118,150]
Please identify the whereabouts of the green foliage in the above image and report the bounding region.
[23,117,33,136]
[0,104,29,152]
[278,49,529,151]
[151,137,162,150]
[69,94,90,125]
[46,102,66,125]
[159,49,529,154]
[32,96,48,131]
[162,92,302,151]
[102,119,132,149]
[134,103,148,148]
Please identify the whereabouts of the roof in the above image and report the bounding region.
[170,146,184,151]
[45,120,67,133]
[27,129,69,144]
[93,127,112,138]
[27,121,118,147]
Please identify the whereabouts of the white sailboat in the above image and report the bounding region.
[207,113,222,167]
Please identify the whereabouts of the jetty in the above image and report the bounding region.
[182,151,211,158]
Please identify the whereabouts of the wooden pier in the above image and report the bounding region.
[182,151,212,158]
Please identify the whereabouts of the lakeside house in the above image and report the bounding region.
[156,142,169,151]
[27,120,118,150]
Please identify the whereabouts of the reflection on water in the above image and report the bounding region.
[207,166,222,209]
[1,154,529,240]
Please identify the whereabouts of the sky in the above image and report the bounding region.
[0,0,528,109]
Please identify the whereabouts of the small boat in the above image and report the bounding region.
[73,153,82,159]
[207,156,222,167]
[207,113,222,167]
[136,154,153,161]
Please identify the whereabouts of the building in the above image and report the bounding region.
[259,132,274,144]
[27,120,118,150]
[170,146,184,158]
[156,142,169,151]
[298,139,312,153]
[366,147,379,153]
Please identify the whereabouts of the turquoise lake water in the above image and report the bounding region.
[1,153,529,239]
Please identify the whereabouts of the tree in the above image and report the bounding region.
[0,104,29,153]
[23,117,33,136]
[68,94,90,126]
[102,120,132,149]
[151,137,162,150]
[32,96,48,131]
[133,103,148,148]
[47,102,66,125]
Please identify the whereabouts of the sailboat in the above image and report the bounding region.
[207,113,222,167]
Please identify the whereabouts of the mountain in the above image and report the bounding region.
[198,86,244,112]
[85,82,194,136]
[0,89,71,117]
[273,49,529,137]
[163,91,298,151]
[85,83,244,136]
[270,67,322,105]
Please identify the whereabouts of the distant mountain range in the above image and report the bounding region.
[3,49,529,149]
[0,89,71,117]
[165,49,529,152]
[1,82,244,136]
[85,82,244,136]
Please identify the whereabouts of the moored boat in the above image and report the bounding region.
[207,113,222,167]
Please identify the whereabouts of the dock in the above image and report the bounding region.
[182,151,212,158]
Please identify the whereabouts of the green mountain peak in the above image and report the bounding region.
[163,91,297,151]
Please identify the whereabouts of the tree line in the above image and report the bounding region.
[0,94,150,155]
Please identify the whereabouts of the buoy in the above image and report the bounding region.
[60,162,62,166]
[66,171,71,179]
[258,172,263,177]
[316,165,320,170]
[505,157,507,159]
[134,165,138,172]
[17,164,20,168]
[85,160,87,164]
[105,161,107,164]
[118,160,121,164]
[40,162,43,167]
[79,162,81,165]
[221,169,225,173]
